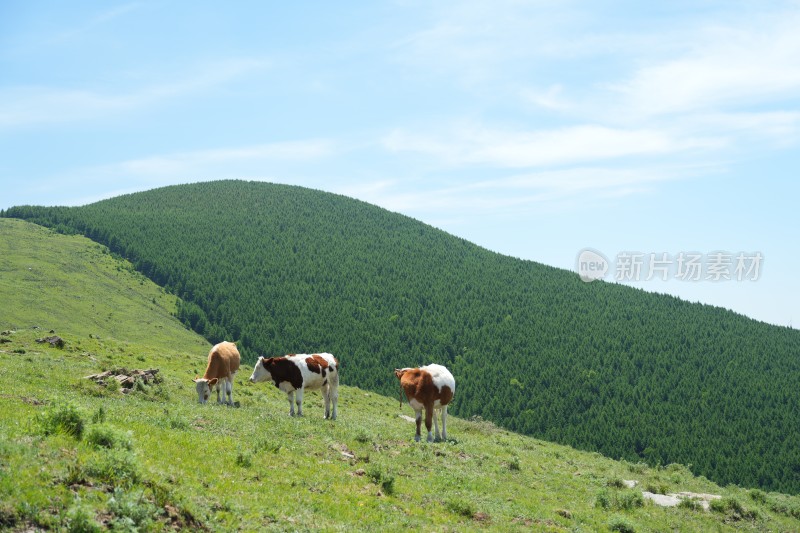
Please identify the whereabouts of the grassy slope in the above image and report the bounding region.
[2,218,800,531]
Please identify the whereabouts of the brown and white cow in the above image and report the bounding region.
[395,364,455,442]
[193,341,241,405]
[249,353,339,419]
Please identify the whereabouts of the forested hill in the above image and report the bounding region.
[4,180,800,494]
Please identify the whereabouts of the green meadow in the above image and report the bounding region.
[2,217,800,531]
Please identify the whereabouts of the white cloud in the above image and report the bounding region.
[383,123,722,168]
[612,12,800,118]
[336,163,708,218]
[0,58,268,129]
[117,140,336,177]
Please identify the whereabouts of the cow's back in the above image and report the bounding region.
[206,341,241,378]
[292,353,337,390]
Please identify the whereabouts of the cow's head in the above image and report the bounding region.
[249,357,274,383]
[193,376,219,404]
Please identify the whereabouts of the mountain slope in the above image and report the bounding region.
[4,217,800,531]
[4,180,800,494]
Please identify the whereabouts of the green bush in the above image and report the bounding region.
[677,498,702,511]
[596,489,643,511]
[749,489,766,504]
[609,516,636,533]
[645,482,669,495]
[235,450,253,468]
[84,424,133,451]
[37,402,86,439]
[617,491,644,511]
[446,498,475,518]
[91,406,106,424]
[84,449,140,487]
[606,478,626,489]
[710,497,758,521]
[65,506,102,533]
[107,487,157,531]
[367,466,395,495]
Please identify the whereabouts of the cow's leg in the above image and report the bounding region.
[414,409,423,442]
[322,384,331,419]
[215,382,223,404]
[295,388,304,417]
[433,407,440,441]
[287,390,295,417]
[330,383,338,421]
[441,405,448,441]
[226,374,235,405]
[425,404,434,442]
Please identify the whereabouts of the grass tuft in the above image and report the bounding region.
[84,424,133,451]
[37,402,86,439]
[367,465,395,495]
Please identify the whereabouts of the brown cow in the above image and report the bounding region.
[193,341,240,405]
[395,364,455,442]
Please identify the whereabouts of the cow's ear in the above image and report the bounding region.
[209,378,218,386]
[193,377,200,383]
[394,369,404,379]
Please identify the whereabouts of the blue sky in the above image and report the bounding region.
[1,1,798,329]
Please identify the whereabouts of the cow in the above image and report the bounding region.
[193,341,241,405]
[249,353,339,420]
[395,364,455,442]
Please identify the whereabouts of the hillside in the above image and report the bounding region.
[4,180,800,495]
[4,217,800,531]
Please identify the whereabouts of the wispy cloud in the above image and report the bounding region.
[336,163,709,218]
[116,140,337,177]
[383,123,722,168]
[0,58,268,129]
[610,11,800,119]
[48,2,144,44]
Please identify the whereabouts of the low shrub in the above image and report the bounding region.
[446,498,475,518]
[609,515,636,533]
[107,487,158,531]
[677,498,702,511]
[596,489,643,511]
[235,450,253,468]
[64,505,102,533]
[37,402,86,439]
[84,424,133,451]
[367,466,395,495]
[84,449,140,487]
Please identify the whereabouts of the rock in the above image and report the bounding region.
[622,479,638,488]
[36,335,64,348]
[398,414,416,423]
[84,368,161,390]
[643,491,721,511]
[643,492,681,507]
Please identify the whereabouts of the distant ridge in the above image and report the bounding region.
[5,179,800,493]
